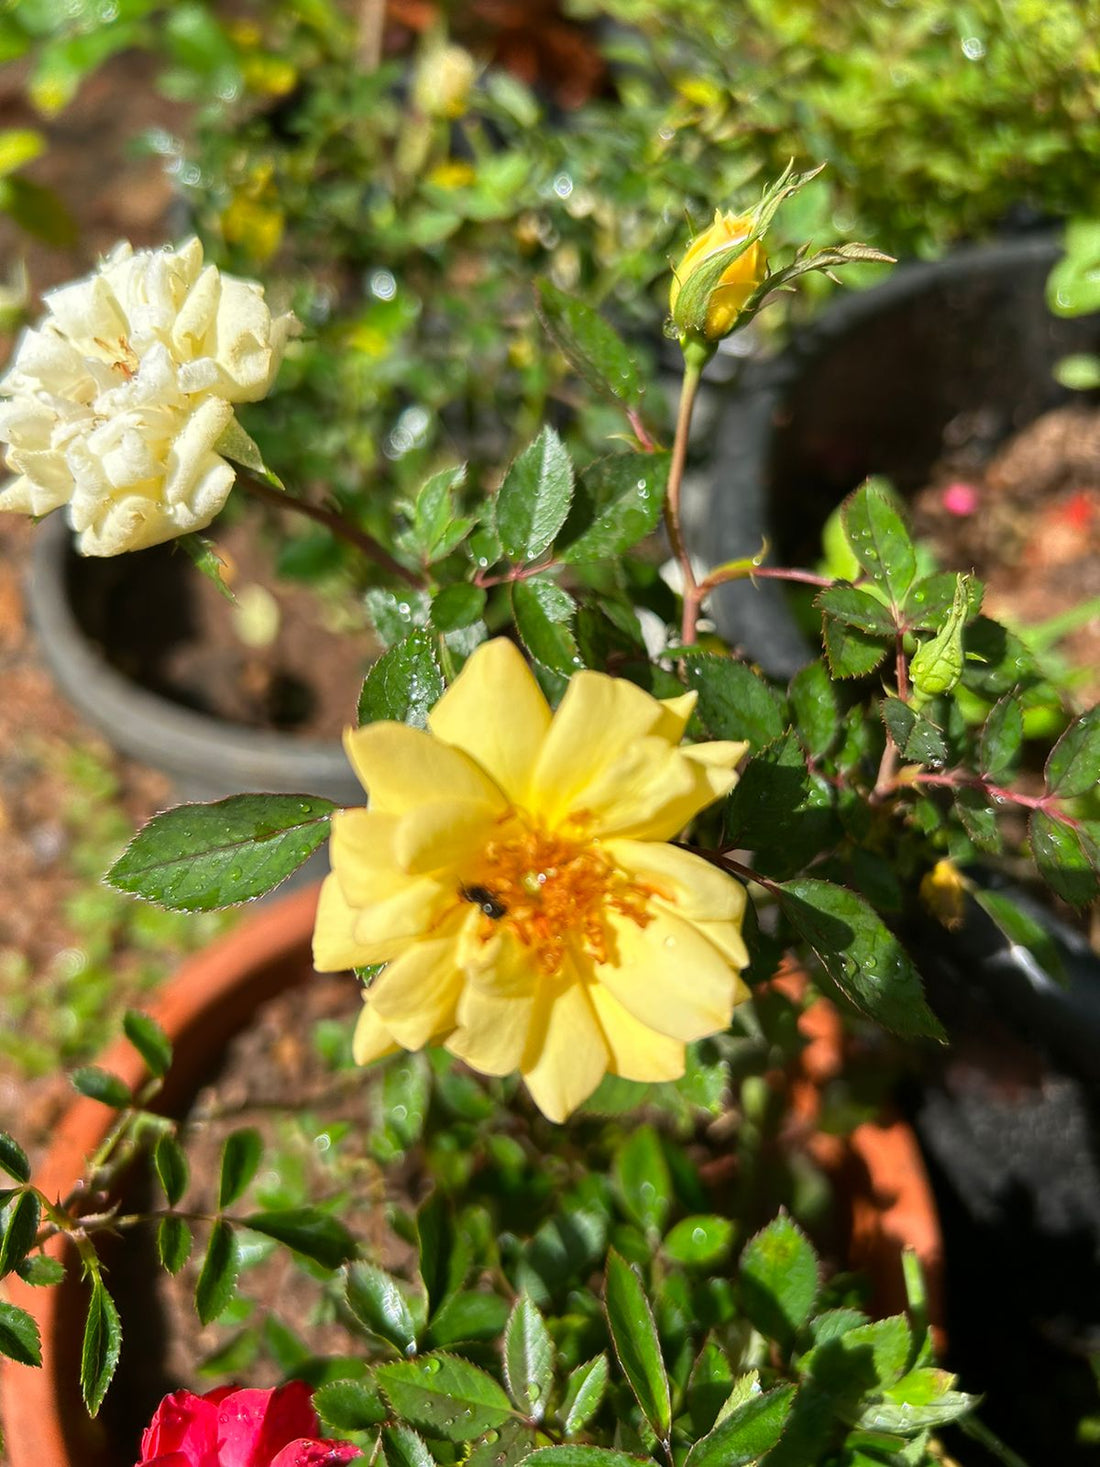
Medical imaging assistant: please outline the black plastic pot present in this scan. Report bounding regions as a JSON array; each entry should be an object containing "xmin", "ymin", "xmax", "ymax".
[
  {"xmin": 27, "ymin": 515, "xmax": 363, "ymax": 808},
  {"xmin": 698, "ymin": 240, "xmax": 1100, "ymax": 1462},
  {"xmin": 705, "ymin": 234, "xmax": 1100, "ymax": 678}
]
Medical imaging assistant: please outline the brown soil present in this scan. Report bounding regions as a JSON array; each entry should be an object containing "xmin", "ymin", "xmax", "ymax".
[
  {"xmin": 67, "ymin": 514, "xmax": 383, "ymax": 737},
  {"xmin": 911, "ymin": 403, "xmax": 1100, "ymax": 701}
]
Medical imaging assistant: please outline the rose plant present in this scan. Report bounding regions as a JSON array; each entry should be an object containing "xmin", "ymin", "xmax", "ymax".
[{"xmin": 0, "ymin": 162, "xmax": 1096, "ymax": 1466}]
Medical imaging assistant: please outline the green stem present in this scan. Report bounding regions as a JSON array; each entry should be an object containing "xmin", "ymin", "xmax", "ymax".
[{"xmin": 240, "ymin": 470, "xmax": 423, "ymax": 590}]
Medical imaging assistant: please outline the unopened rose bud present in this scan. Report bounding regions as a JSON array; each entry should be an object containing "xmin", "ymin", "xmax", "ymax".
[{"xmin": 669, "ymin": 210, "xmax": 767, "ymax": 343}]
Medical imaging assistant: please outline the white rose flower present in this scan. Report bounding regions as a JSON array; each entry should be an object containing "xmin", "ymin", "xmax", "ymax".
[{"xmin": 0, "ymin": 238, "xmax": 295, "ymax": 555}]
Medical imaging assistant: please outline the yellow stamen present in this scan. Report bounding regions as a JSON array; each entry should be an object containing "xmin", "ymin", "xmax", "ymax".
[{"xmin": 466, "ymin": 820, "xmax": 654, "ymax": 976}]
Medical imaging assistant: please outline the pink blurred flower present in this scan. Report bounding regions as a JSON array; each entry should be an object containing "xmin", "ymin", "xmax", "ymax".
[
  {"xmin": 942, "ymin": 481, "xmax": 980, "ymax": 517},
  {"xmin": 136, "ymin": 1382, "xmax": 361, "ymax": 1467}
]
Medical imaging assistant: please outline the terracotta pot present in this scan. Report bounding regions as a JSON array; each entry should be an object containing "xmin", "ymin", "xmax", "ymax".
[
  {"xmin": 0, "ymin": 894, "xmax": 943, "ymax": 1465},
  {"xmin": 0, "ymin": 884, "xmax": 323, "ymax": 1467}
]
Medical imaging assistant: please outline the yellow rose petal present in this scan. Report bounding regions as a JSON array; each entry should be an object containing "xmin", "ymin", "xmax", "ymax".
[
  {"xmin": 589, "ymin": 982, "xmax": 686, "ymax": 1083},
  {"xmin": 343, "ymin": 722, "xmax": 507, "ymax": 814},
  {"xmin": 428, "ymin": 638, "xmax": 551, "ymax": 805},
  {"xmin": 448, "ymin": 938, "xmax": 537, "ymax": 1075},
  {"xmin": 596, "ymin": 908, "xmax": 737, "ymax": 1042},
  {"xmin": 521, "ymin": 969, "xmax": 609, "ymax": 1122},
  {"xmin": 368, "ymin": 935, "xmax": 464, "ymax": 1049},
  {"xmin": 352, "ymin": 1001, "xmax": 401, "ymax": 1066},
  {"xmin": 528, "ymin": 671, "xmax": 672, "ymax": 826},
  {"xmin": 605, "ymin": 838, "xmax": 747, "ymax": 923},
  {"xmin": 313, "ymin": 871, "xmax": 376, "ymax": 972},
  {"xmin": 394, "ymin": 799, "xmax": 504, "ymax": 875}
]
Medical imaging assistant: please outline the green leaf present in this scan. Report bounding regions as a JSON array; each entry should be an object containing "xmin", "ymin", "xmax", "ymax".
[
  {"xmin": 738, "ymin": 1216, "xmax": 818, "ymax": 1348},
  {"xmin": 910, "ymin": 575, "xmax": 971, "ymax": 700},
  {"xmin": 954, "ymin": 788, "xmax": 1001, "ymax": 853},
  {"xmin": 961, "ymin": 617, "xmax": 1040, "ymax": 699},
  {"xmin": 788, "ymin": 660, "xmax": 839, "ymax": 759},
  {"xmin": 107, "ymin": 794, "xmax": 336, "ymax": 912},
  {"xmin": 431, "ymin": 584, "xmax": 487, "ymax": 633},
  {"xmin": 684, "ymin": 1384, "xmax": 796, "ymax": 1467},
  {"xmin": 511, "ymin": 577, "xmax": 582, "ymax": 675},
  {"xmin": 663, "ymin": 1216, "xmax": 734, "ymax": 1268},
  {"xmin": 466, "ymin": 1419, "xmax": 539, "ymax": 1467},
  {"xmin": 559, "ymin": 454, "xmax": 668, "ymax": 564},
  {"xmin": 880, "ymin": 698, "xmax": 947, "ymax": 767},
  {"xmin": 196, "ymin": 1220, "xmax": 240, "ymax": 1324},
  {"xmin": 122, "ymin": 1011, "xmax": 172, "ymax": 1079},
  {"xmin": 178, "ymin": 532, "xmax": 236, "ymax": 602},
  {"xmin": 219, "ymin": 1128, "xmax": 263, "ymax": 1209},
  {"xmin": 779, "ymin": 879, "xmax": 945, "ymax": 1040},
  {"xmin": 154, "ymin": 1133, "xmax": 189, "ymax": 1207},
  {"xmin": 425, "ymin": 1290, "xmax": 510, "ymax": 1348},
  {"xmin": 815, "ymin": 584, "xmax": 897, "ymax": 637},
  {"xmin": 842, "ymin": 481, "xmax": 917, "ymax": 606},
  {"xmin": 0, "ymin": 1301, "xmax": 40, "ymax": 1367},
  {"xmin": 1054, "ymin": 353, "xmax": 1100, "ymax": 391},
  {"xmin": 686, "ymin": 656, "xmax": 785, "ymax": 747},
  {"xmin": 0, "ymin": 128, "xmax": 44, "ymax": 177},
  {"xmin": 157, "ymin": 1216, "xmax": 192, "ymax": 1275},
  {"xmin": 71, "ymin": 1067, "xmax": 130, "ymax": 1108},
  {"xmin": 861, "ymin": 1367, "xmax": 974, "ymax": 1433},
  {"xmin": 724, "ymin": 731, "xmax": 834, "ymax": 880},
  {"xmin": 1045, "ymin": 707, "xmax": 1100, "ymax": 799},
  {"xmin": 973, "ymin": 890, "xmax": 1065, "ymax": 985},
  {"xmin": 604, "ymin": 1249, "xmax": 671, "ymax": 1439},
  {"xmin": 535, "ymin": 280, "xmax": 642, "ymax": 404},
  {"xmin": 16, "ymin": 1254, "xmax": 65, "ymax": 1287},
  {"xmin": 383, "ymin": 1424, "xmax": 439, "ymax": 1467},
  {"xmin": 0, "ymin": 175, "xmax": 77, "ymax": 247},
  {"xmin": 1029, "ymin": 811, "xmax": 1099, "ymax": 907},
  {"xmin": 417, "ymin": 1193, "xmax": 467, "ymax": 1318},
  {"xmin": 822, "ymin": 616, "xmax": 889, "ymax": 679},
  {"xmin": 495, "ymin": 426, "xmax": 574, "ymax": 563},
  {"xmin": 980, "ymin": 694, "xmax": 1025, "ymax": 782},
  {"xmin": 375, "ymin": 1352, "xmax": 512, "ymax": 1441},
  {"xmin": 412, "ymin": 464, "xmax": 468, "ymax": 561},
  {"xmin": 0, "ymin": 1133, "xmax": 29, "ymax": 1184},
  {"xmin": 613, "ymin": 1126, "xmax": 671, "ymax": 1236},
  {"xmin": 347, "ymin": 1263, "xmax": 418, "ymax": 1354},
  {"xmin": 315, "ymin": 1376, "xmax": 389, "ymax": 1432},
  {"xmin": 504, "ymin": 1294, "xmax": 554, "ymax": 1419},
  {"xmin": 561, "ymin": 1354, "xmax": 609, "ymax": 1436},
  {"xmin": 905, "ymin": 571, "xmax": 984, "ymax": 629},
  {"xmin": 243, "ymin": 1208, "xmax": 357, "ymax": 1270},
  {"xmin": 0, "ymin": 1192, "xmax": 40, "ymax": 1279},
  {"xmin": 383, "ymin": 1053, "xmax": 431, "ymax": 1151},
  {"xmin": 686, "ymin": 1342, "xmax": 733, "ymax": 1436},
  {"xmin": 525, "ymin": 1451, "xmax": 653, "ymax": 1467},
  {"xmin": 81, "ymin": 1275, "xmax": 121, "ymax": 1415},
  {"xmin": 359, "ymin": 628, "xmax": 445, "ymax": 729}
]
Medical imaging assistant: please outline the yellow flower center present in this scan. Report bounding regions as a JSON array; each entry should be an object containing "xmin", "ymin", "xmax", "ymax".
[{"xmin": 465, "ymin": 820, "xmax": 654, "ymax": 977}]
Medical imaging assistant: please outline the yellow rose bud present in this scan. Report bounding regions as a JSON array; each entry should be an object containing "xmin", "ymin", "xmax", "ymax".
[
  {"xmin": 919, "ymin": 859, "xmax": 969, "ymax": 931},
  {"xmin": 670, "ymin": 210, "xmax": 768, "ymax": 342}
]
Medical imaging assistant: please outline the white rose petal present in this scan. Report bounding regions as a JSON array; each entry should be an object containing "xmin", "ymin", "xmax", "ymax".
[{"xmin": 0, "ymin": 238, "xmax": 296, "ymax": 555}]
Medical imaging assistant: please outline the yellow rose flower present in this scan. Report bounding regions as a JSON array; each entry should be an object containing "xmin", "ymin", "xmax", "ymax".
[
  {"xmin": 313, "ymin": 639, "xmax": 751, "ymax": 1121},
  {"xmin": 669, "ymin": 210, "xmax": 767, "ymax": 341}
]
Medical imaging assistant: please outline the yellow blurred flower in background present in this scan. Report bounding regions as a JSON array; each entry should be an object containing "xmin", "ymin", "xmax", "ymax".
[{"xmin": 313, "ymin": 639, "xmax": 751, "ymax": 1121}]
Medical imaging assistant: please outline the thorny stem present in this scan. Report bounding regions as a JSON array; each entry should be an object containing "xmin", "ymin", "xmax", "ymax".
[
  {"xmin": 664, "ymin": 357, "xmax": 705, "ymax": 646},
  {"xmin": 627, "ymin": 406, "xmax": 659, "ymax": 453},
  {"xmin": 739, "ymin": 565, "xmax": 834, "ymax": 590},
  {"xmin": 910, "ymin": 770, "xmax": 1081, "ymax": 824},
  {"xmin": 473, "ymin": 558, "xmax": 557, "ymax": 590},
  {"xmin": 240, "ymin": 470, "xmax": 423, "ymax": 590}
]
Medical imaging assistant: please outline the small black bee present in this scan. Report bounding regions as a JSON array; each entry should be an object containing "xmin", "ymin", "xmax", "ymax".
[{"xmin": 460, "ymin": 884, "xmax": 508, "ymax": 920}]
